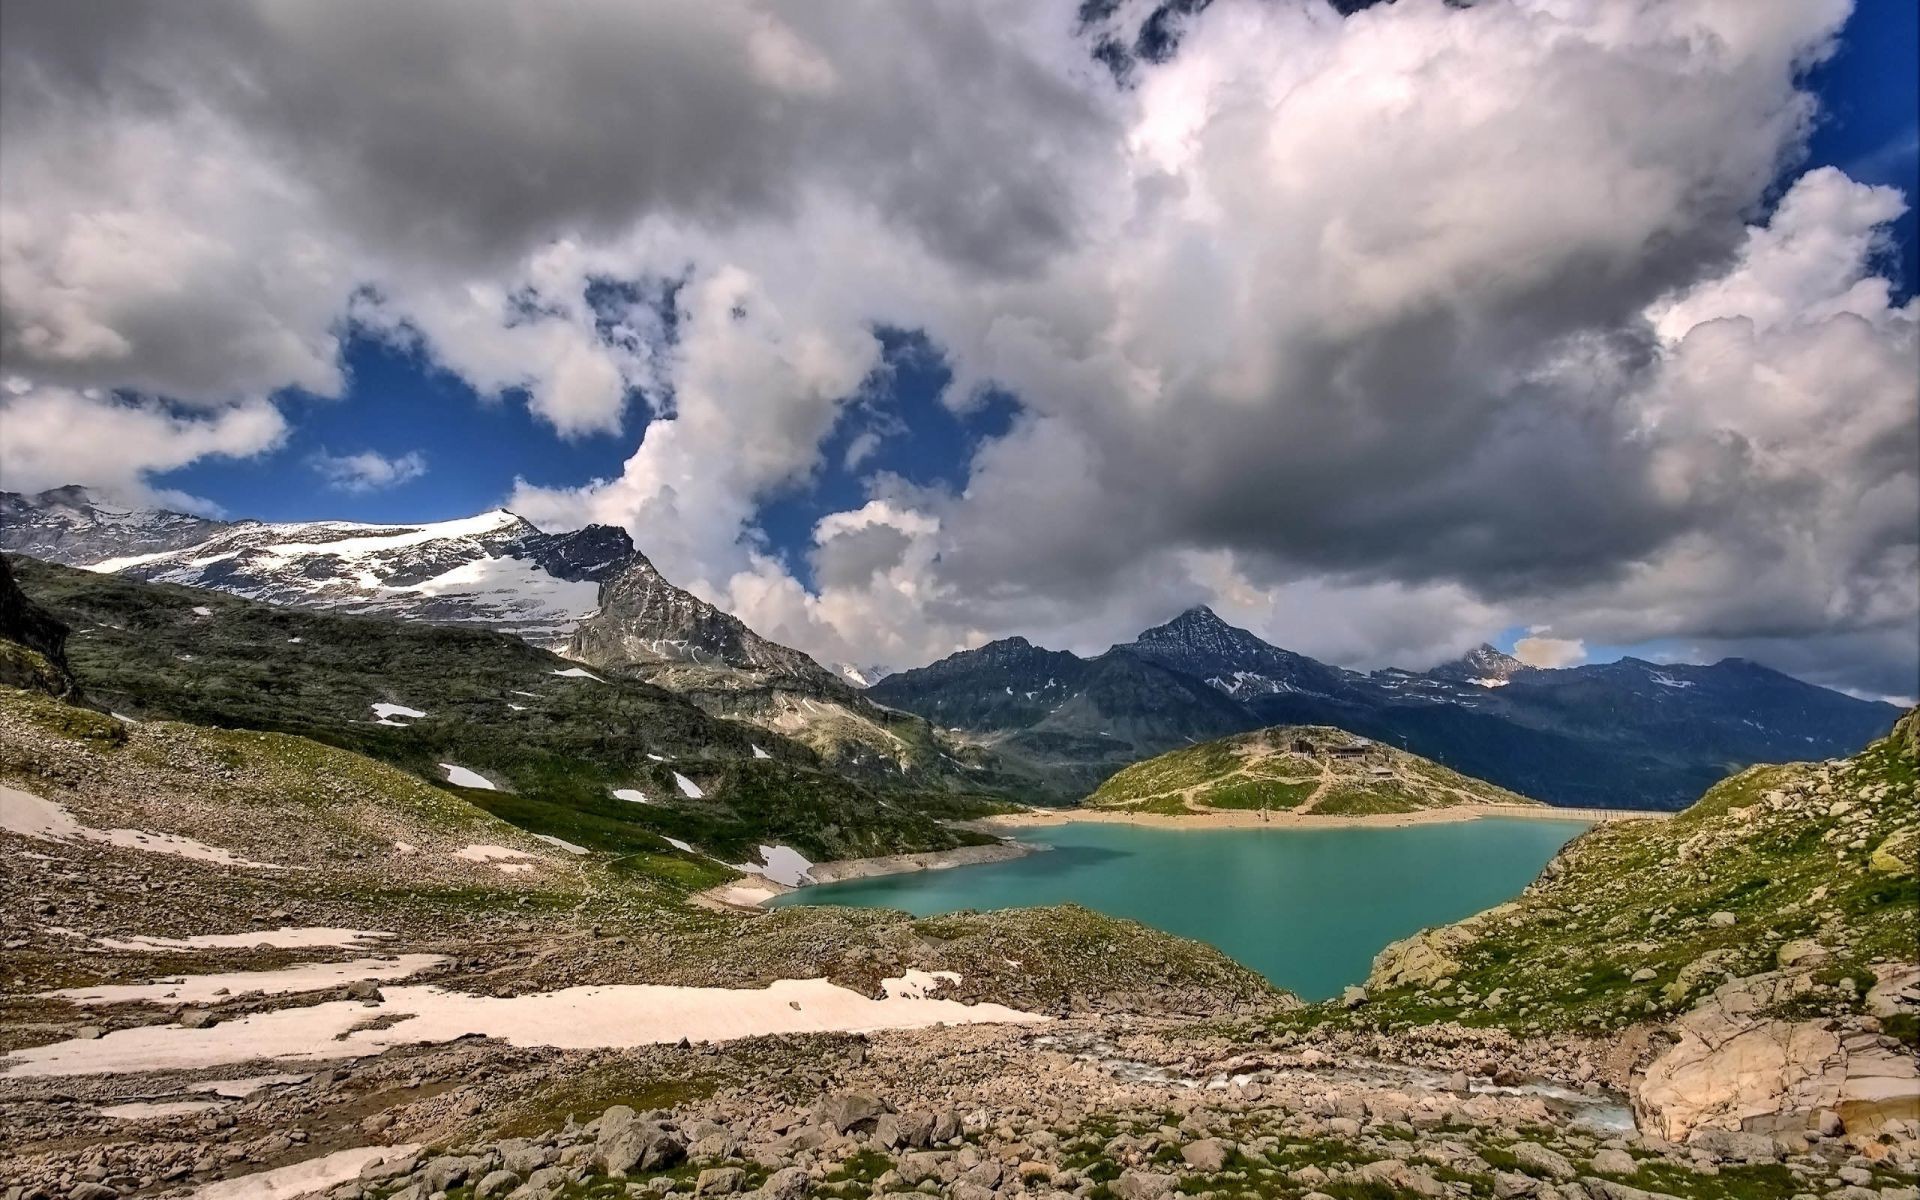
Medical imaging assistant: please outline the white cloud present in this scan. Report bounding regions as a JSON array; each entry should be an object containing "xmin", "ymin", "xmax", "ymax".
[
  {"xmin": 1512, "ymin": 635, "xmax": 1588, "ymax": 670},
  {"xmin": 0, "ymin": 384, "xmax": 286, "ymax": 507},
  {"xmin": 308, "ymin": 448, "xmax": 428, "ymax": 494}
]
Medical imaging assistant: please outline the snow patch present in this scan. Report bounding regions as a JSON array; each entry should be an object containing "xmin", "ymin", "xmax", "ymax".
[
  {"xmin": 46, "ymin": 955, "xmax": 448, "ymax": 1006},
  {"xmin": 191, "ymin": 606, "xmax": 213, "ymax": 616},
  {"xmin": 751, "ymin": 744, "xmax": 772, "ymax": 759},
  {"xmin": 189, "ymin": 1145, "xmax": 423, "ymax": 1200},
  {"xmin": 438, "ymin": 763, "xmax": 497, "ymax": 790},
  {"xmin": 551, "ymin": 666, "xmax": 605, "ymax": 682},
  {"xmin": 881, "ymin": 969, "xmax": 962, "ymax": 1000},
  {"xmin": 370, "ymin": 702, "xmax": 427, "ymax": 724},
  {"xmin": 665, "ymin": 836, "xmax": 696, "ymax": 854},
  {"xmin": 732, "ymin": 844, "xmax": 814, "ymax": 887},
  {"xmin": 99, "ymin": 1100, "xmax": 224, "ymax": 1119},
  {"xmin": 532, "ymin": 833, "xmax": 589, "ymax": 856},
  {"xmin": 4, "ymin": 978, "xmax": 1043, "ymax": 1077},
  {"xmin": 451, "ymin": 844, "xmax": 530, "ymax": 864},
  {"xmin": 1469, "ymin": 677, "xmax": 1510, "ymax": 689},
  {"xmin": 612, "ymin": 788, "xmax": 653, "ymax": 805},
  {"xmin": 96, "ymin": 927, "xmax": 394, "ymax": 952},
  {"xmin": 0, "ymin": 783, "xmax": 281, "ymax": 869},
  {"xmin": 673, "ymin": 772, "xmax": 705, "ymax": 799}
]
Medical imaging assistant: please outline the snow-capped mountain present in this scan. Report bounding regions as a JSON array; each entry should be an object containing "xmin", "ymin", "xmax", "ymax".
[
  {"xmin": 0, "ymin": 486, "xmax": 229, "ymax": 566},
  {"xmin": 833, "ymin": 662, "xmax": 892, "ymax": 688},
  {"xmin": 1426, "ymin": 643, "xmax": 1531, "ymax": 687},
  {"xmin": 0, "ymin": 487, "xmax": 631, "ymax": 646}
]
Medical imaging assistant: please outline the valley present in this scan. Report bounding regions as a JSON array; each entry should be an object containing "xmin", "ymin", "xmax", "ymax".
[{"xmin": 1, "ymin": 508, "xmax": 1915, "ymax": 1200}]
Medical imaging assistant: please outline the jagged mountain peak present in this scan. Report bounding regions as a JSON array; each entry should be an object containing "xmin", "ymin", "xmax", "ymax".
[
  {"xmin": 1430, "ymin": 642, "xmax": 1528, "ymax": 684},
  {"xmin": 1137, "ymin": 604, "xmax": 1237, "ymax": 640},
  {"xmin": 569, "ymin": 552, "xmax": 837, "ymax": 688}
]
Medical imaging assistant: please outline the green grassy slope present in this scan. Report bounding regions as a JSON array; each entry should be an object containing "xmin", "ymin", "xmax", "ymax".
[
  {"xmin": 1087, "ymin": 723, "xmax": 1535, "ymax": 815},
  {"xmin": 1351, "ymin": 711, "xmax": 1918, "ymax": 1036},
  {"xmin": 10, "ymin": 556, "xmax": 991, "ymax": 864}
]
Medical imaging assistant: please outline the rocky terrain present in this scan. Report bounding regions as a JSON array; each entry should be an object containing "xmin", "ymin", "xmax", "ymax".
[
  {"xmin": 1086, "ymin": 725, "xmax": 1535, "ymax": 816},
  {"xmin": 871, "ymin": 607, "xmax": 1902, "ymax": 809}
]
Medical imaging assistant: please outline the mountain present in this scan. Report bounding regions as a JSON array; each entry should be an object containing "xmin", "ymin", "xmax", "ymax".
[
  {"xmin": 8, "ymin": 555, "xmax": 1001, "ymax": 864},
  {"xmin": 1426, "ymin": 642, "xmax": 1529, "ymax": 685},
  {"xmin": 0, "ymin": 486, "xmax": 628, "ymax": 646},
  {"xmin": 1120, "ymin": 605, "xmax": 1364, "ymax": 700},
  {"xmin": 1088, "ymin": 723, "xmax": 1535, "ymax": 816},
  {"xmin": 565, "ymin": 555, "xmax": 1016, "ymax": 790},
  {"xmin": 0, "ymin": 485, "xmax": 229, "ymax": 565},
  {"xmin": 871, "ymin": 607, "xmax": 1903, "ymax": 808},
  {"xmin": 0, "ymin": 487, "xmax": 1016, "ymax": 791}
]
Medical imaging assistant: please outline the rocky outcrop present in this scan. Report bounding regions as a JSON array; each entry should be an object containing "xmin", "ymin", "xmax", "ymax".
[
  {"xmin": 0, "ymin": 555, "xmax": 77, "ymax": 698},
  {"xmin": 1368, "ymin": 904, "xmax": 1516, "ymax": 990},
  {"xmin": 1633, "ymin": 970, "xmax": 1920, "ymax": 1149}
]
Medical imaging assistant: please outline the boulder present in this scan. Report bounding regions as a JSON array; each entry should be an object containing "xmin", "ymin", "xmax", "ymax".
[
  {"xmin": 1181, "ymin": 1138, "xmax": 1232, "ymax": 1171},
  {"xmin": 813, "ymin": 1090, "xmax": 886, "ymax": 1133},
  {"xmin": 1633, "ymin": 972, "xmax": 1920, "ymax": 1148},
  {"xmin": 599, "ymin": 1120, "xmax": 685, "ymax": 1175},
  {"xmin": 1110, "ymin": 1170, "xmax": 1177, "ymax": 1200},
  {"xmin": 760, "ymin": 1166, "xmax": 810, "ymax": 1200},
  {"xmin": 1510, "ymin": 1142, "xmax": 1575, "ymax": 1180},
  {"xmin": 696, "ymin": 1167, "xmax": 746, "ymax": 1195}
]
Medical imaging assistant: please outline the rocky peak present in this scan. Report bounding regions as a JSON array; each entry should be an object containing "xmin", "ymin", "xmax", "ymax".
[
  {"xmin": 568, "ymin": 553, "xmax": 837, "ymax": 689},
  {"xmin": 1430, "ymin": 643, "xmax": 1528, "ymax": 683}
]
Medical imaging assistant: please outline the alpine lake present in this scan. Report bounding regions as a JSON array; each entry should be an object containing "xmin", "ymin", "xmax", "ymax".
[{"xmin": 773, "ymin": 816, "xmax": 1592, "ymax": 1001}]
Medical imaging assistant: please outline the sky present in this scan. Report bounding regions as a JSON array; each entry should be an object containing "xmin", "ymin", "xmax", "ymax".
[{"xmin": 1, "ymin": 0, "xmax": 1915, "ymax": 701}]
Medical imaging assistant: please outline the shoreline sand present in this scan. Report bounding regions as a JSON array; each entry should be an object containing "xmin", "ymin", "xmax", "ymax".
[{"xmin": 969, "ymin": 801, "xmax": 1668, "ymax": 834}]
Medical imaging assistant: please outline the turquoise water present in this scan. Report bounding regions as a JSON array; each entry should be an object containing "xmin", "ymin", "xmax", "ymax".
[{"xmin": 775, "ymin": 817, "xmax": 1589, "ymax": 1001}]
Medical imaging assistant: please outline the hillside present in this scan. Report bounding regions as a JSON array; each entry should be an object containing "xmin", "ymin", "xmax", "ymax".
[
  {"xmin": 1088, "ymin": 724, "xmax": 1537, "ymax": 816},
  {"xmin": 7, "ymin": 555, "xmax": 995, "ymax": 868},
  {"xmin": 2, "ymin": 487, "xmax": 1019, "ymax": 796},
  {"xmin": 1358, "ymin": 710, "xmax": 1918, "ymax": 1034},
  {"xmin": 872, "ymin": 605, "xmax": 1902, "ymax": 808}
]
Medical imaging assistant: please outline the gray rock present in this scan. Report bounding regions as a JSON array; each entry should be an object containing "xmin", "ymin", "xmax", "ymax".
[
  {"xmin": 1590, "ymin": 1148, "xmax": 1637, "ymax": 1176},
  {"xmin": 421, "ymin": 1155, "xmax": 470, "ymax": 1192},
  {"xmin": 759, "ymin": 1166, "xmax": 810, "ymax": 1200},
  {"xmin": 599, "ymin": 1120, "xmax": 685, "ymax": 1175},
  {"xmin": 1181, "ymin": 1138, "xmax": 1232, "ymax": 1171},
  {"xmin": 67, "ymin": 1186, "xmax": 118, "ymax": 1200},
  {"xmin": 178, "ymin": 1008, "xmax": 219, "ymax": 1029},
  {"xmin": 345, "ymin": 979, "xmax": 384, "ymax": 1001},
  {"xmin": 1111, "ymin": 1170, "xmax": 1177, "ymax": 1200},
  {"xmin": 813, "ymin": 1090, "xmax": 886, "ymax": 1134},
  {"xmin": 473, "ymin": 1169, "xmax": 519, "ymax": 1199},
  {"xmin": 1512, "ymin": 1141, "xmax": 1577, "ymax": 1180},
  {"xmin": 696, "ymin": 1167, "xmax": 746, "ymax": 1195}
]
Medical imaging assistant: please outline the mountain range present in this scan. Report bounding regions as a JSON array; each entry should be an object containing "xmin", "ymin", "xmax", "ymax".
[
  {"xmin": 0, "ymin": 486, "xmax": 1003, "ymax": 792},
  {"xmin": 869, "ymin": 605, "xmax": 1903, "ymax": 807},
  {"xmin": 3, "ymin": 486, "xmax": 1901, "ymax": 807}
]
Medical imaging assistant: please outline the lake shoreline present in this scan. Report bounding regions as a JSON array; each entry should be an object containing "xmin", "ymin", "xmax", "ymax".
[
  {"xmin": 691, "ymin": 839, "xmax": 1036, "ymax": 912},
  {"xmin": 966, "ymin": 801, "xmax": 1666, "ymax": 834}
]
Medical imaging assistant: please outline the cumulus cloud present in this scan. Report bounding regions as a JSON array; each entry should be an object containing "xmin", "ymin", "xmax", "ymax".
[
  {"xmin": 0, "ymin": 383, "xmax": 287, "ymax": 508},
  {"xmin": 1513, "ymin": 636, "xmax": 1588, "ymax": 670},
  {"xmin": 308, "ymin": 448, "xmax": 428, "ymax": 494},
  {"xmin": 1, "ymin": 0, "xmax": 1912, "ymax": 695}
]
